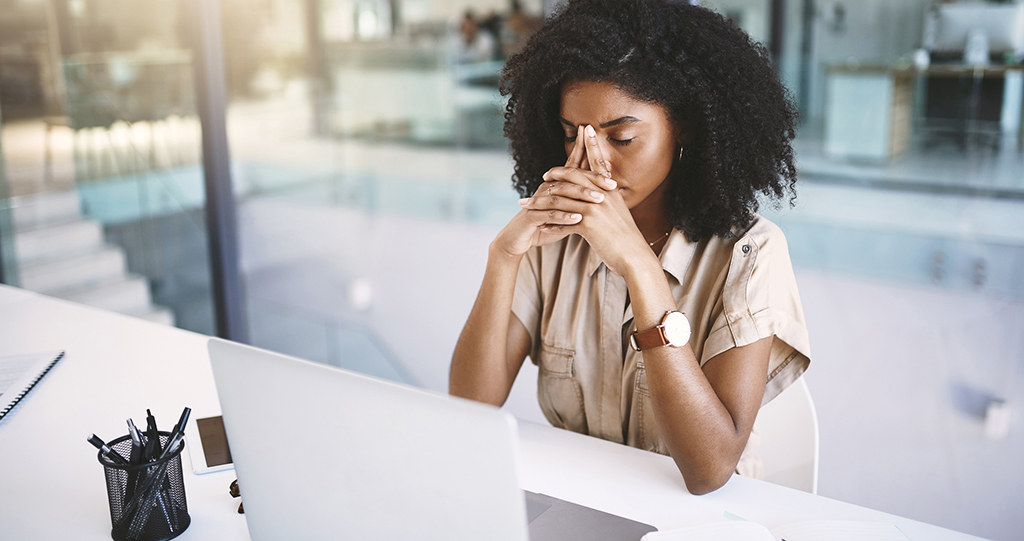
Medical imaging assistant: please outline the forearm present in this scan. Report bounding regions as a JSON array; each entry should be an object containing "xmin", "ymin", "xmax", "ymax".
[
  {"xmin": 449, "ymin": 244, "xmax": 524, "ymax": 406},
  {"xmin": 623, "ymin": 257, "xmax": 750, "ymax": 493}
]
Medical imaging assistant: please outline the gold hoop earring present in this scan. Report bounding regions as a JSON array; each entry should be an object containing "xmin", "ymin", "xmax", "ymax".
[{"xmin": 678, "ymin": 147, "xmax": 684, "ymax": 161}]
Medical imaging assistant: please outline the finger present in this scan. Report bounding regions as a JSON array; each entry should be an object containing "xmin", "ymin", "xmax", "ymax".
[
  {"xmin": 564, "ymin": 125, "xmax": 585, "ymax": 168},
  {"xmin": 520, "ymin": 189, "xmax": 596, "ymax": 213},
  {"xmin": 521, "ymin": 208, "xmax": 583, "ymax": 227},
  {"xmin": 538, "ymin": 223, "xmax": 582, "ymax": 236},
  {"xmin": 543, "ymin": 166, "xmax": 616, "ymax": 191},
  {"xmin": 520, "ymin": 196, "xmax": 598, "ymax": 217},
  {"xmin": 583, "ymin": 125, "xmax": 613, "ymax": 180},
  {"xmin": 523, "ymin": 180, "xmax": 604, "ymax": 204}
]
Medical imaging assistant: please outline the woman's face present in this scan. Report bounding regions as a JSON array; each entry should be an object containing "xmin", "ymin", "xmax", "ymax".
[{"xmin": 559, "ymin": 80, "xmax": 681, "ymax": 213}]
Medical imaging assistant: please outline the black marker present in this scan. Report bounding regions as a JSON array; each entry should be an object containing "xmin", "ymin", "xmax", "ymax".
[
  {"xmin": 159, "ymin": 407, "xmax": 191, "ymax": 460},
  {"xmin": 170, "ymin": 407, "xmax": 191, "ymax": 441},
  {"xmin": 144, "ymin": 409, "xmax": 161, "ymax": 461},
  {"xmin": 125, "ymin": 420, "xmax": 145, "ymax": 501},
  {"xmin": 87, "ymin": 434, "xmax": 129, "ymax": 465}
]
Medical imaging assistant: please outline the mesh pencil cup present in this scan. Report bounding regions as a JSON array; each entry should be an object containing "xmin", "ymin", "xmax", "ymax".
[{"xmin": 97, "ymin": 432, "xmax": 191, "ymax": 541}]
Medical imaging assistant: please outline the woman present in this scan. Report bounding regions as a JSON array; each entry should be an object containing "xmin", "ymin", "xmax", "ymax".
[{"xmin": 449, "ymin": 0, "xmax": 811, "ymax": 495}]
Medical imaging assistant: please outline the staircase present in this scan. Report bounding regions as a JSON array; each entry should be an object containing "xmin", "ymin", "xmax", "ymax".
[{"xmin": 9, "ymin": 189, "xmax": 175, "ymax": 325}]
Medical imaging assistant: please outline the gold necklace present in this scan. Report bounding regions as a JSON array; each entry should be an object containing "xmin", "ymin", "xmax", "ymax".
[{"xmin": 646, "ymin": 230, "xmax": 670, "ymax": 247}]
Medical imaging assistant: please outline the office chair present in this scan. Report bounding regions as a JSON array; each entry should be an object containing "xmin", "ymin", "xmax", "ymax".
[{"xmin": 755, "ymin": 376, "xmax": 820, "ymax": 494}]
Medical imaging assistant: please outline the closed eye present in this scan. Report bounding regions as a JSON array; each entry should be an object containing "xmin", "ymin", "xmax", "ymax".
[
  {"xmin": 610, "ymin": 137, "xmax": 634, "ymax": 146},
  {"xmin": 565, "ymin": 135, "xmax": 578, "ymax": 143}
]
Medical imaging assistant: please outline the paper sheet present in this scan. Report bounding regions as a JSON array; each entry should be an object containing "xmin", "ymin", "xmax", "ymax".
[
  {"xmin": 770, "ymin": 520, "xmax": 910, "ymax": 541},
  {"xmin": 643, "ymin": 520, "xmax": 910, "ymax": 541},
  {"xmin": 642, "ymin": 521, "xmax": 775, "ymax": 541},
  {"xmin": 0, "ymin": 353, "xmax": 44, "ymax": 398}
]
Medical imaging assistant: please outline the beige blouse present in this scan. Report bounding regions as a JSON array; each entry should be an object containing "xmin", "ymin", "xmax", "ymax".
[{"xmin": 511, "ymin": 215, "xmax": 811, "ymax": 478}]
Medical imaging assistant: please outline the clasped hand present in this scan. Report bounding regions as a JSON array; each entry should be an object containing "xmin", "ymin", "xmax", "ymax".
[{"xmin": 493, "ymin": 124, "xmax": 654, "ymax": 278}]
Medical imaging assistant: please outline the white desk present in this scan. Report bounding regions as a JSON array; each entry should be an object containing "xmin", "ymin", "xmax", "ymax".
[{"xmin": 0, "ymin": 285, "xmax": 986, "ymax": 540}]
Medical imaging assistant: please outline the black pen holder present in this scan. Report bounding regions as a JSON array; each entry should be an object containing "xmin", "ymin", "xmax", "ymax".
[{"xmin": 97, "ymin": 432, "xmax": 191, "ymax": 541}]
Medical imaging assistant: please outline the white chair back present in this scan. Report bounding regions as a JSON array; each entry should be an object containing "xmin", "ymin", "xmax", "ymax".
[{"xmin": 755, "ymin": 376, "xmax": 819, "ymax": 494}]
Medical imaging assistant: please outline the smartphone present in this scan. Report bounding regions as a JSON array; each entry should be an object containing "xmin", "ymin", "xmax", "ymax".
[{"xmin": 184, "ymin": 415, "xmax": 235, "ymax": 475}]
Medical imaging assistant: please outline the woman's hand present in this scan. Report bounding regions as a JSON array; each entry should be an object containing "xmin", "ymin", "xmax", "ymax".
[
  {"xmin": 490, "ymin": 125, "xmax": 603, "ymax": 259},
  {"xmin": 518, "ymin": 124, "xmax": 655, "ymax": 278}
]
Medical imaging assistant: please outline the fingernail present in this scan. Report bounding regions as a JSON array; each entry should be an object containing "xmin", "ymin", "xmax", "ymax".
[
  {"xmin": 603, "ymin": 177, "xmax": 617, "ymax": 189},
  {"xmin": 590, "ymin": 191, "xmax": 604, "ymax": 202},
  {"xmin": 519, "ymin": 198, "xmax": 530, "ymax": 206},
  {"xmin": 585, "ymin": 125, "xmax": 596, "ymax": 138},
  {"xmin": 570, "ymin": 213, "xmax": 582, "ymax": 221},
  {"xmin": 542, "ymin": 171, "xmax": 550, "ymax": 180}
]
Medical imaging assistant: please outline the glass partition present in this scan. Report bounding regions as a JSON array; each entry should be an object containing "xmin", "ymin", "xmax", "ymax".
[
  {"xmin": 223, "ymin": 0, "xmax": 541, "ymax": 389},
  {"xmin": 0, "ymin": 0, "xmax": 215, "ymax": 333},
  {"xmin": 224, "ymin": 1, "xmax": 1022, "ymax": 539},
  {"xmin": 700, "ymin": 2, "xmax": 1023, "ymax": 540},
  {"xmin": 0, "ymin": 101, "xmax": 18, "ymax": 286}
]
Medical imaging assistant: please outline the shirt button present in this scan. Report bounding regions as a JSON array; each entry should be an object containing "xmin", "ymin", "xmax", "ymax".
[{"xmin": 741, "ymin": 245, "xmax": 751, "ymax": 254}]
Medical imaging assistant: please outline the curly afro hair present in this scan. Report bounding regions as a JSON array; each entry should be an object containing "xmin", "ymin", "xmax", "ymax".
[{"xmin": 500, "ymin": 0, "xmax": 798, "ymax": 241}]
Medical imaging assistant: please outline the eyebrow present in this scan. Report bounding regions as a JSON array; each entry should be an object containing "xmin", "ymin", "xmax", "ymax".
[{"xmin": 559, "ymin": 116, "xmax": 642, "ymax": 129}]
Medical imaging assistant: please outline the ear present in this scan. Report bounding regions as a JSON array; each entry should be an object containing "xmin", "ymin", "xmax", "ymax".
[{"xmin": 674, "ymin": 124, "xmax": 692, "ymax": 148}]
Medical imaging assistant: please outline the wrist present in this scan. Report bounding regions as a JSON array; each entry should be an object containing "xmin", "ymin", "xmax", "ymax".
[
  {"xmin": 487, "ymin": 241, "xmax": 525, "ymax": 269},
  {"xmin": 623, "ymin": 251, "xmax": 675, "ymax": 331},
  {"xmin": 621, "ymin": 249, "xmax": 664, "ymax": 285}
]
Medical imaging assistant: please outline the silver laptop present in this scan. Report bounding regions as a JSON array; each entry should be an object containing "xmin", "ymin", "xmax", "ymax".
[{"xmin": 208, "ymin": 338, "xmax": 656, "ymax": 541}]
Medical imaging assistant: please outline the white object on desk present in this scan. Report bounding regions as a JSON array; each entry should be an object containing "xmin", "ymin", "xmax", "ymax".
[
  {"xmin": 183, "ymin": 414, "xmax": 234, "ymax": 475},
  {"xmin": 643, "ymin": 520, "xmax": 910, "ymax": 541},
  {"xmin": 208, "ymin": 337, "xmax": 529, "ymax": 541},
  {"xmin": 0, "ymin": 351, "xmax": 64, "ymax": 421}
]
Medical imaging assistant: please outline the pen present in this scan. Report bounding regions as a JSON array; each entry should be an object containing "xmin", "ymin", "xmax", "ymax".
[
  {"xmin": 144, "ymin": 409, "xmax": 161, "ymax": 461},
  {"xmin": 159, "ymin": 407, "xmax": 191, "ymax": 461},
  {"xmin": 127, "ymin": 420, "xmax": 144, "ymax": 461},
  {"xmin": 87, "ymin": 434, "xmax": 129, "ymax": 465},
  {"xmin": 126, "ymin": 420, "xmax": 144, "ymax": 501},
  {"xmin": 127, "ymin": 419, "xmax": 142, "ymax": 446},
  {"xmin": 122, "ymin": 459, "xmax": 173, "ymax": 536},
  {"xmin": 171, "ymin": 407, "xmax": 191, "ymax": 439}
]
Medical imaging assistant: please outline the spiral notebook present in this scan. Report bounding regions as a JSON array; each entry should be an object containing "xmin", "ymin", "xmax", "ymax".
[{"xmin": 0, "ymin": 351, "xmax": 64, "ymax": 421}]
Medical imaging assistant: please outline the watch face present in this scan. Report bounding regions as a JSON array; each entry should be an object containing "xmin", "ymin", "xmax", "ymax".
[{"xmin": 663, "ymin": 311, "xmax": 691, "ymax": 346}]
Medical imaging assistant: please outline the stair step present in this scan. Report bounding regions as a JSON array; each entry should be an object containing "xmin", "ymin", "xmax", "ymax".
[
  {"xmin": 52, "ymin": 275, "xmax": 153, "ymax": 315},
  {"xmin": 14, "ymin": 219, "xmax": 104, "ymax": 263},
  {"xmin": 19, "ymin": 246, "xmax": 127, "ymax": 294},
  {"xmin": 8, "ymin": 190, "xmax": 82, "ymax": 229}
]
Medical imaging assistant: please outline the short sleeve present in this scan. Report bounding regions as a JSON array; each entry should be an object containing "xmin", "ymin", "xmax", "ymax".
[
  {"xmin": 700, "ymin": 221, "xmax": 812, "ymax": 406},
  {"xmin": 511, "ymin": 248, "xmax": 543, "ymax": 362}
]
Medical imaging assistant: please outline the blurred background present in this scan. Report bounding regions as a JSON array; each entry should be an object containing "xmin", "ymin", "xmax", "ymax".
[{"xmin": 0, "ymin": 0, "xmax": 1021, "ymax": 538}]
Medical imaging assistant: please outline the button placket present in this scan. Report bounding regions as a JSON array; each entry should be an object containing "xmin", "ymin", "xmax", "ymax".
[{"xmin": 598, "ymin": 268, "xmax": 628, "ymax": 443}]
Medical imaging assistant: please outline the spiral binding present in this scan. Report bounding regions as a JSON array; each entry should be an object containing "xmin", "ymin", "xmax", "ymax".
[{"xmin": 0, "ymin": 351, "xmax": 64, "ymax": 421}]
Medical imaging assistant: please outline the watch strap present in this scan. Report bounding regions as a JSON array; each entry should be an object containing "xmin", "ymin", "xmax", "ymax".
[{"xmin": 631, "ymin": 326, "xmax": 668, "ymax": 351}]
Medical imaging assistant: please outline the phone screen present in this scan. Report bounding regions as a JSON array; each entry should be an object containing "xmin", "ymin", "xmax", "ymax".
[{"xmin": 196, "ymin": 416, "xmax": 233, "ymax": 467}]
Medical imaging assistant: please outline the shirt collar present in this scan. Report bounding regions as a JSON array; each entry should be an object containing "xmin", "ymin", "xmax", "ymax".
[
  {"xmin": 660, "ymin": 229, "xmax": 695, "ymax": 285},
  {"xmin": 584, "ymin": 228, "xmax": 696, "ymax": 284}
]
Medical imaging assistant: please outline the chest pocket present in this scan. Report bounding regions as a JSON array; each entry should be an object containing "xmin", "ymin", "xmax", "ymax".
[{"xmin": 536, "ymin": 343, "xmax": 588, "ymax": 434}]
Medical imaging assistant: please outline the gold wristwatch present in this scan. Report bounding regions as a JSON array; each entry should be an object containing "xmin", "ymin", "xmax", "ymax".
[{"xmin": 629, "ymin": 311, "xmax": 691, "ymax": 351}]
